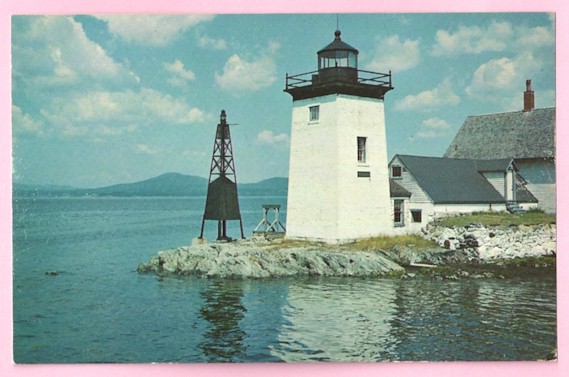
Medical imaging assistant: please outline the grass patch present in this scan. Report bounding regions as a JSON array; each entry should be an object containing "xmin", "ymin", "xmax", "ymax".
[
  {"xmin": 436, "ymin": 211, "xmax": 555, "ymax": 228},
  {"xmin": 262, "ymin": 235, "xmax": 438, "ymax": 253},
  {"xmin": 350, "ymin": 234, "xmax": 438, "ymax": 252}
]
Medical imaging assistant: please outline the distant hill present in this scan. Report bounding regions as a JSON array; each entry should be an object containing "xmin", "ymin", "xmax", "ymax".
[
  {"xmin": 13, "ymin": 173, "xmax": 288, "ymax": 197},
  {"xmin": 239, "ymin": 177, "xmax": 288, "ymax": 196},
  {"xmin": 79, "ymin": 173, "xmax": 209, "ymax": 197}
]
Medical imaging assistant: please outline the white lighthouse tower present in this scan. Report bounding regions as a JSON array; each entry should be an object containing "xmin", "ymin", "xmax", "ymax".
[{"xmin": 284, "ymin": 30, "xmax": 394, "ymax": 243}]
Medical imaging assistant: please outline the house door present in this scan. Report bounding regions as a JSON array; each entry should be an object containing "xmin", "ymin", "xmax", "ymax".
[{"xmin": 506, "ymin": 169, "xmax": 516, "ymax": 201}]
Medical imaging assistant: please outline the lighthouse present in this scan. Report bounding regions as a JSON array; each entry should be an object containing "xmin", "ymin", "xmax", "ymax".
[{"xmin": 284, "ymin": 30, "xmax": 394, "ymax": 243}]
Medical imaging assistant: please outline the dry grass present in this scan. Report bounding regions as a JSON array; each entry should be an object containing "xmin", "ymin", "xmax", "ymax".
[
  {"xmin": 262, "ymin": 238, "xmax": 330, "ymax": 250},
  {"xmin": 350, "ymin": 234, "xmax": 438, "ymax": 252},
  {"xmin": 263, "ymin": 236, "xmax": 437, "ymax": 252}
]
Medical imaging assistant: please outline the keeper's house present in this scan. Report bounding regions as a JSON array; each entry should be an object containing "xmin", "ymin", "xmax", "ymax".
[
  {"xmin": 387, "ymin": 155, "xmax": 538, "ymax": 233},
  {"xmin": 444, "ymin": 80, "xmax": 555, "ymax": 214}
]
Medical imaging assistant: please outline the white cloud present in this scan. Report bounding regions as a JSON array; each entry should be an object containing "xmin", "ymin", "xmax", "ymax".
[
  {"xmin": 186, "ymin": 108, "xmax": 209, "ymax": 123},
  {"xmin": 12, "ymin": 16, "xmax": 213, "ymax": 142},
  {"xmin": 40, "ymin": 88, "xmax": 210, "ymax": 137},
  {"xmin": 198, "ymin": 34, "xmax": 227, "ymax": 50},
  {"xmin": 256, "ymin": 130, "xmax": 290, "ymax": 145},
  {"xmin": 517, "ymin": 26, "xmax": 555, "ymax": 48},
  {"xmin": 215, "ymin": 42, "xmax": 280, "ymax": 95},
  {"xmin": 366, "ymin": 35, "xmax": 420, "ymax": 73},
  {"xmin": 95, "ymin": 15, "xmax": 215, "ymax": 46},
  {"xmin": 422, "ymin": 117, "xmax": 450, "ymax": 129},
  {"xmin": 12, "ymin": 16, "xmax": 139, "ymax": 89},
  {"xmin": 416, "ymin": 117, "xmax": 452, "ymax": 139},
  {"xmin": 164, "ymin": 60, "xmax": 196, "ymax": 88},
  {"xmin": 432, "ymin": 21, "xmax": 512, "ymax": 56},
  {"xmin": 395, "ymin": 78, "xmax": 460, "ymax": 111},
  {"xmin": 165, "ymin": 60, "xmax": 196, "ymax": 80},
  {"xmin": 465, "ymin": 52, "xmax": 542, "ymax": 97},
  {"xmin": 431, "ymin": 20, "xmax": 554, "ymax": 56},
  {"xmin": 12, "ymin": 105, "xmax": 44, "ymax": 135},
  {"xmin": 136, "ymin": 144, "xmax": 158, "ymax": 155}
]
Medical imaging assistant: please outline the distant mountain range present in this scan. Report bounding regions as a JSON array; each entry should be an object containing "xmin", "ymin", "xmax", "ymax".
[{"xmin": 13, "ymin": 173, "xmax": 288, "ymax": 197}]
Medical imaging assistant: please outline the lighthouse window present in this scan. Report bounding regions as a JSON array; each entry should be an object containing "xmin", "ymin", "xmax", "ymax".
[
  {"xmin": 309, "ymin": 106, "xmax": 319, "ymax": 121},
  {"xmin": 357, "ymin": 137, "xmax": 367, "ymax": 163}
]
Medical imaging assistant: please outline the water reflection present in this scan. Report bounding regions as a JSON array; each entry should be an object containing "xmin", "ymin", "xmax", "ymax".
[
  {"xmin": 198, "ymin": 280, "xmax": 247, "ymax": 362},
  {"xmin": 387, "ymin": 278, "xmax": 557, "ymax": 361},
  {"xmin": 269, "ymin": 276, "xmax": 556, "ymax": 362},
  {"xmin": 271, "ymin": 277, "xmax": 398, "ymax": 361},
  {"xmin": 239, "ymin": 280, "xmax": 289, "ymax": 362}
]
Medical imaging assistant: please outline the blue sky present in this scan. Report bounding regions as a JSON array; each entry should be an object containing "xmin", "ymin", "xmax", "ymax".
[{"xmin": 11, "ymin": 13, "xmax": 555, "ymax": 188}]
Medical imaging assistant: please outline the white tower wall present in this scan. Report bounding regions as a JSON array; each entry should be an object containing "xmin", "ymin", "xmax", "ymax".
[{"xmin": 286, "ymin": 93, "xmax": 393, "ymax": 243}]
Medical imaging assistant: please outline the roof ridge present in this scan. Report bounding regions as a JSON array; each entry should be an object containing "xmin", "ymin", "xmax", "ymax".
[
  {"xmin": 466, "ymin": 106, "xmax": 555, "ymax": 118},
  {"xmin": 396, "ymin": 154, "xmax": 512, "ymax": 163}
]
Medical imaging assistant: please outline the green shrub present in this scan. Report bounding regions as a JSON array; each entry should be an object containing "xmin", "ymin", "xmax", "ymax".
[
  {"xmin": 526, "ymin": 207, "xmax": 545, "ymax": 213},
  {"xmin": 436, "ymin": 211, "xmax": 555, "ymax": 227}
]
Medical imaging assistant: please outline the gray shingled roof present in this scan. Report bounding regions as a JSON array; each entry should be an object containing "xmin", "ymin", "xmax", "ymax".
[
  {"xmin": 390, "ymin": 179, "xmax": 411, "ymax": 198},
  {"xmin": 444, "ymin": 108, "xmax": 555, "ymax": 159},
  {"xmin": 395, "ymin": 155, "xmax": 536, "ymax": 204}
]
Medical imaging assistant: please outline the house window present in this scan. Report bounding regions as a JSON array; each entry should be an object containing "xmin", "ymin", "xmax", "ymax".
[
  {"xmin": 411, "ymin": 209, "xmax": 422, "ymax": 223},
  {"xmin": 357, "ymin": 137, "xmax": 367, "ymax": 163},
  {"xmin": 394, "ymin": 199, "xmax": 404, "ymax": 226},
  {"xmin": 309, "ymin": 105, "xmax": 319, "ymax": 121},
  {"xmin": 357, "ymin": 171, "xmax": 371, "ymax": 178},
  {"xmin": 391, "ymin": 165, "xmax": 402, "ymax": 178}
]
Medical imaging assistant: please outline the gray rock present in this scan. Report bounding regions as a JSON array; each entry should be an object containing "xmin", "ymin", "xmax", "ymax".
[
  {"xmin": 426, "ymin": 222, "xmax": 556, "ymax": 260},
  {"xmin": 137, "ymin": 241, "xmax": 404, "ymax": 278}
]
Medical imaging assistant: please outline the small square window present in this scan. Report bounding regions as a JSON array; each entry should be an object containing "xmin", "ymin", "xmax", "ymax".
[
  {"xmin": 392, "ymin": 165, "xmax": 402, "ymax": 178},
  {"xmin": 357, "ymin": 137, "xmax": 367, "ymax": 163},
  {"xmin": 411, "ymin": 209, "xmax": 422, "ymax": 223},
  {"xmin": 309, "ymin": 106, "xmax": 319, "ymax": 121}
]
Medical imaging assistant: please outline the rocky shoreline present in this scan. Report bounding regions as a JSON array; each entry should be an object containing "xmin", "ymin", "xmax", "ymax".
[
  {"xmin": 423, "ymin": 222, "xmax": 556, "ymax": 260},
  {"xmin": 137, "ymin": 239, "xmax": 404, "ymax": 278},
  {"xmin": 137, "ymin": 222, "xmax": 556, "ymax": 279}
]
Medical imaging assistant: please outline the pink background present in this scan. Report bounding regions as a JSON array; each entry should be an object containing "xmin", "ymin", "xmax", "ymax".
[{"xmin": 1, "ymin": 1, "xmax": 567, "ymax": 376}]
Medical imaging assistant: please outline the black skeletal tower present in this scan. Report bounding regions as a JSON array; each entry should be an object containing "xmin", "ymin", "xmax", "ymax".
[{"xmin": 200, "ymin": 110, "xmax": 244, "ymax": 241}]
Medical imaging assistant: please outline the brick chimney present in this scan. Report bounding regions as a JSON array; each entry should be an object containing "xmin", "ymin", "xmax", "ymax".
[{"xmin": 523, "ymin": 79, "xmax": 534, "ymax": 112}]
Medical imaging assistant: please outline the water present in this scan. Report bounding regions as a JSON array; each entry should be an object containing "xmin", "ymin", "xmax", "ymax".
[{"xmin": 12, "ymin": 197, "xmax": 557, "ymax": 363}]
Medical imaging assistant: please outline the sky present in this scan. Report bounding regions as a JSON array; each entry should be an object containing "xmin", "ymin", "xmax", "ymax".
[{"xmin": 11, "ymin": 12, "xmax": 556, "ymax": 188}]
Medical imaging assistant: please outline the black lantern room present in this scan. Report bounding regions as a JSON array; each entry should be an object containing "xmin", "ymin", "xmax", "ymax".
[
  {"xmin": 317, "ymin": 30, "xmax": 359, "ymax": 84},
  {"xmin": 285, "ymin": 30, "xmax": 393, "ymax": 101}
]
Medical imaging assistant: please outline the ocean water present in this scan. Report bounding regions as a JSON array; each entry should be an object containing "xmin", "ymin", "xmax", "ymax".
[{"xmin": 12, "ymin": 197, "xmax": 556, "ymax": 363}]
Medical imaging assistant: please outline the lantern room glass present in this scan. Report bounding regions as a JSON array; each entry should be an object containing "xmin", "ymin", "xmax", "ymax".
[{"xmin": 318, "ymin": 50, "xmax": 358, "ymax": 70}]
